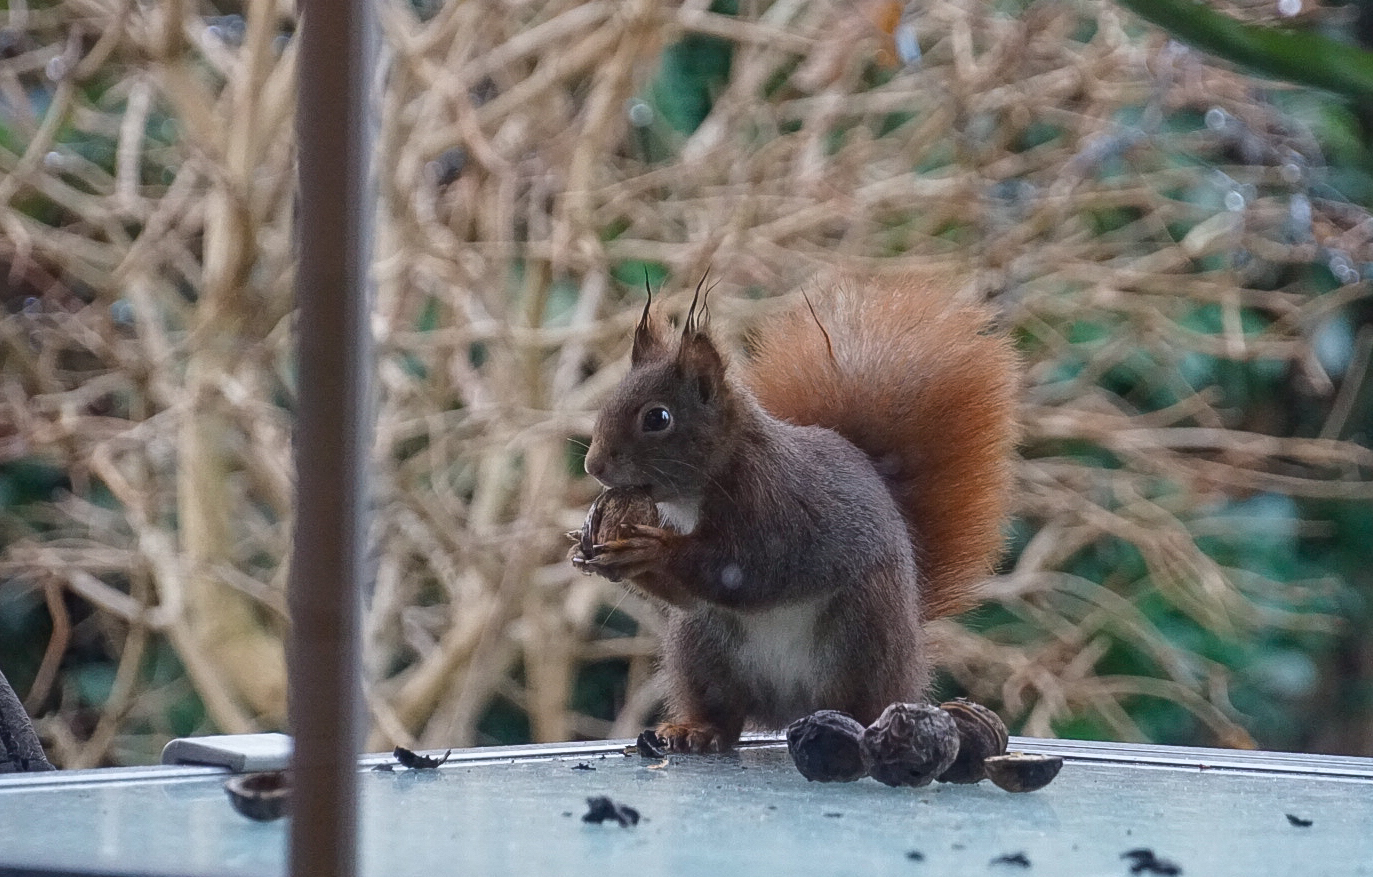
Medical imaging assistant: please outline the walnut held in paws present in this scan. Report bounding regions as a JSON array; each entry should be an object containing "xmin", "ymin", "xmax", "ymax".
[{"xmin": 572, "ymin": 487, "xmax": 658, "ymax": 581}]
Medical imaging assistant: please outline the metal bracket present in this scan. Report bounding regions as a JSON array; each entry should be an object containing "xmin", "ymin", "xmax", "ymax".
[{"xmin": 160, "ymin": 733, "xmax": 293, "ymax": 772}]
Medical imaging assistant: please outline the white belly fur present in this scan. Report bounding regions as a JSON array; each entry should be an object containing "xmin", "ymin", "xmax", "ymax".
[{"xmin": 733, "ymin": 599, "xmax": 823, "ymax": 703}]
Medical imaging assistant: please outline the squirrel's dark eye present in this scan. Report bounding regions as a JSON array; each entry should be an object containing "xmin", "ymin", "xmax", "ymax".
[{"xmin": 641, "ymin": 406, "xmax": 672, "ymax": 433}]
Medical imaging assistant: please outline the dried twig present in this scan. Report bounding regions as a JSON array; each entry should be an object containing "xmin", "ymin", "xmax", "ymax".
[{"xmin": 2, "ymin": 0, "xmax": 1370, "ymax": 764}]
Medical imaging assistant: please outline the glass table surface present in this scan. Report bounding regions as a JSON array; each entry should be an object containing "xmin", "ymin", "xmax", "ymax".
[{"xmin": 0, "ymin": 737, "xmax": 1369, "ymax": 876}]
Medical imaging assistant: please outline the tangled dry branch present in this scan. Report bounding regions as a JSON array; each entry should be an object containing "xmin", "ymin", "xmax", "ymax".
[{"xmin": 1, "ymin": 0, "xmax": 1370, "ymax": 764}]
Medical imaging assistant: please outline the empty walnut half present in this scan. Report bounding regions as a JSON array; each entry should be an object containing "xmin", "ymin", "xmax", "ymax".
[
  {"xmin": 983, "ymin": 752, "xmax": 1064, "ymax": 792},
  {"xmin": 224, "ymin": 771, "xmax": 291, "ymax": 822}
]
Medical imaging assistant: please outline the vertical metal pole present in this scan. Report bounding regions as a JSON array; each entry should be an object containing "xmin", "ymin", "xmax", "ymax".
[{"xmin": 290, "ymin": 0, "xmax": 375, "ymax": 874}]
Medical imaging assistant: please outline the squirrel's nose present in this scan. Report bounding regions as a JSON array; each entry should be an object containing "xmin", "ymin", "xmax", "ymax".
[{"xmin": 584, "ymin": 443, "xmax": 606, "ymax": 480}]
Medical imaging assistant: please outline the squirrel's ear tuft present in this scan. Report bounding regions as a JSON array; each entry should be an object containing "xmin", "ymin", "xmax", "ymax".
[
  {"xmin": 631, "ymin": 296, "xmax": 669, "ymax": 366},
  {"xmin": 680, "ymin": 271, "xmax": 712, "ymax": 340},
  {"xmin": 675, "ymin": 271, "xmax": 725, "ymax": 402}
]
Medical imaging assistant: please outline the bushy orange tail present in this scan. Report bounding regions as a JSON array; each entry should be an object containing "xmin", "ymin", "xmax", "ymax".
[{"xmin": 745, "ymin": 273, "xmax": 1019, "ymax": 618}]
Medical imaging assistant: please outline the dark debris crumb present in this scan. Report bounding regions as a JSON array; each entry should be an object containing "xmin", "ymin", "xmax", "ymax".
[
  {"xmin": 905, "ymin": 850, "xmax": 926, "ymax": 862},
  {"xmin": 1286, "ymin": 814, "xmax": 1313, "ymax": 828},
  {"xmin": 393, "ymin": 746, "xmax": 451, "ymax": 769},
  {"xmin": 572, "ymin": 762, "xmax": 595, "ymax": 771},
  {"xmin": 582, "ymin": 795, "xmax": 640, "ymax": 827},
  {"xmin": 990, "ymin": 852, "xmax": 1030, "ymax": 867},
  {"xmin": 370, "ymin": 763, "xmax": 395, "ymax": 772},
  {"xmin": 636, "ymin": 729, "xmax": 667, "ymax": 759},
  {"xmin": 1122, "ymin": 848, "xmax": 1182, "ymax": 875},
  {"xmin": 824, "ymin": 811, "xmax": 844, "ymax": 818}
]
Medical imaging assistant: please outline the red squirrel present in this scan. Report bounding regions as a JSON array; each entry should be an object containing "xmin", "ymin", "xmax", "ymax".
[{"xmin": 572, "ymin": 273, "xmax": 1019, "ymax": 753}]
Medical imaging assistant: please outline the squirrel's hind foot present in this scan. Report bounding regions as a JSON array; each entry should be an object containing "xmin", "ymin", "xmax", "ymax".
[{"xmin": 657, "ymin": 722, "xmax": 735, "ymax": 754}]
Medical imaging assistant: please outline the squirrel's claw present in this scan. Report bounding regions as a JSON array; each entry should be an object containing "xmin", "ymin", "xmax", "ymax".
[
  {"xmin": 575, "ymin": 527, "xmax": 671, "ymax": 583},
  {"xmin": 573, "ymin": 526, "xmax": 699, "ymax": 607},
  {"xmin": 657, "ymin": 722, "xmax": 731, "ymax": 754},
  {"xmin": 571, "ymin": 551, "xmax": 623, "ymax": 583}
]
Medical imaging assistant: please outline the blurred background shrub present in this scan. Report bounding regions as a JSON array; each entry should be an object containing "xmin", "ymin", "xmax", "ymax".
[{"xmin": 1, "ymin": 0, "xmax": 1370, "ymax": 766}]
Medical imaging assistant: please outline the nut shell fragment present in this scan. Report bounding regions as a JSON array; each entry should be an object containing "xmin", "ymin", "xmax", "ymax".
[
  {"xmin": 786, "ymin": 710, "xmax": 868, "ymax": 782},
  {"xmin": 635, "ymin": 728, "xmax": 667, "ymax": 759},
  {"xmin": 937, "ymin": 698, "xmax": 1009, "ymax": 784},
  {"xmin": 983, "ymin": 752, "xmax": 1063, "ymax": 792},
  {"xmin": 861, "ymin": 703, "xmax": 959, "ymax": 788},
  {"xmin": 224, "ymin": 771, "xmax": 291, "ymax": 822}
]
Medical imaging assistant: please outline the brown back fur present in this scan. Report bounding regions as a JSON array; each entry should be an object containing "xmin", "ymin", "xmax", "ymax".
[{"xmin": 744, "ymin": 273, "xmax": 1019, "ymax": 618}]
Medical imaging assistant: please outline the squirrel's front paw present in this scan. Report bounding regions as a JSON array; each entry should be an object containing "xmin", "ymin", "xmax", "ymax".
[
  {"xmin": 573, "ymin": 524, "xmax": 671, "ymax": 583},
  {"xmin": 657, "ymin": 722, "xmax": 732, "ymax": 754}
]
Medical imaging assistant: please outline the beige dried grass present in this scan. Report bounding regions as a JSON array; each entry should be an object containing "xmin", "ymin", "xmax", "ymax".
[{"xmin": 0, "ymin": 0, "xmax": 1370, "ymax": 764}]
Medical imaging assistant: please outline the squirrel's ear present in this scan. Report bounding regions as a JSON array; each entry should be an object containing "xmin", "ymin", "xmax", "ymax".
[
  {"xmin": 674, "ymin": 271, "xmax": 725, "ymax": 402},
  {"xmin": 677, "ymin": 331, "xmax": 726, "ymax": 404},
  {"xmin": 631, "ymin": 298, "xmax": 669, "ymax": 366}
]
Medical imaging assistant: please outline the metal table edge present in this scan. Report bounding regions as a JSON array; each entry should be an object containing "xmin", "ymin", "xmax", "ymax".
[{"xmin": 3, "ymin": 734, "xmax": 1370, "ymax": 791}]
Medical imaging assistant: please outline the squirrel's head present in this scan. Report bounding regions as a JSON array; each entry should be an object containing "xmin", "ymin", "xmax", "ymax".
[{"xmin": 585, "ymin": 282, "xmax": 735, "ymax": 501}]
